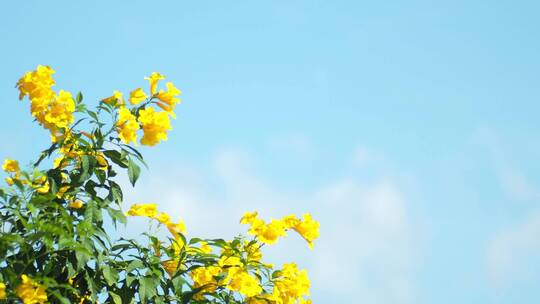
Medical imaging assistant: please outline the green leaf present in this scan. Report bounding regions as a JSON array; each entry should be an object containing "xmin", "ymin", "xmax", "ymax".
[
  {"xmin": 76, "ymin": 92, "xmax": 83, "ymax": 103},
  {"xmin": 109, "ymin": 181, "xmax": 123, "ymax": 203},
  {"xmin": 127, "ymin": 157, "xmax": 141, "ymax": 186},
  {"xmin": 79, "ymin": 154, "xmax": 92, "ymax": 182},
  {"xmin": 102, "ymin": 265, "xmax": 119, "ymax": 286},
  {"xmin": 104, "ymin": 150, "xmax": 128, "ymax": 168},
  {"xmin": 107, "ymin": 207, "xmax": 127, "ymax": 226},
  {"xmin": 109, "ymin": 291, "xmax": 122, "ymax": 304},
  {"xmin": 139, "ymin": 276, "xmax": 158, "ymax": 301},
  {"xmin": 126, "ymin": 260, "xmax": 144, "ymax": 273}
]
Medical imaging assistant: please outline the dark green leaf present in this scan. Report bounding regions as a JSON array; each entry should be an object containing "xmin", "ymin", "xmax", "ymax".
[{"xmin": 127, "ymin": 157, "xmax": 140, "ymax": 186}]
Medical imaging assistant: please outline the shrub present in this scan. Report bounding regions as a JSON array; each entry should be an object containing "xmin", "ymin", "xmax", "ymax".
[{"xmin": 0, "ymin": 66, "xmax": 319, "ymax": 304}]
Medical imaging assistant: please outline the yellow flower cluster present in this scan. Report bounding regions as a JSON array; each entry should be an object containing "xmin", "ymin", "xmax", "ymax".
[
  {"xmin": 2, "ymin": 159, "xmax": 49, "ymax": 194},
  {"xmin": 125, "ymin": 204, "xmax": 315, "ymax": 303},
  {"xmin": 3, "ymin": 159, "xmax": 20, "ymax": 186},
  {"xmin": 14, "ymin": 275, "xmax": 48, "ymax": 304},
  {"xmin": 116, "ymin": 107, "xmax": 139, "ymax": 144},
  {"xmin": 0, "ymin": 282, "xmax": 5, "ymax": 299},
  {"xmin": 52, "ymin": 131, "xmax": 109, "ymax": 174},
  {"xmin": 126, "ymin": 203, "xmax": 186, "ymax": 238},
  {"xmin": 247, "ymin": 263, "xmax": 311, "ymax": 304},
  {"xmin": 16, "ymin": 65, "xmax": 75, "ymax": 137},
  {"xmin": 104, "ymin": 72, "xmax": 181, "ymax": 146},
  {"xmin": 241, "ymin": 212, "xmax": 320, "ymax": 248},
  {"xmin": 190, "ymin": 255, "xmax": 264, "ymax": 299},
  {"xmin": 138, "ymin": 107, "xmax": 172, "ymax": 146},
  {"xmin": 2, "ymin": 159, "xmax": 20, "ymax": 172}
]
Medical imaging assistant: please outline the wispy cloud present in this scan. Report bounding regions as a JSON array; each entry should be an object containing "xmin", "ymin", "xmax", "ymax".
[
  {"xmin": 478, "ymin": 128, "xmax": 540, "ymax": 288},
  {"xmin": 122, "ymin": 144, "xmax": 417, "ymax": 303},
  {"xmin": 487, "ymin": 211, "xmax": 540, "ymax": 286},
  {"xmin": 267, "ymin": 133, "xmax": 316, "ymax": 159}
]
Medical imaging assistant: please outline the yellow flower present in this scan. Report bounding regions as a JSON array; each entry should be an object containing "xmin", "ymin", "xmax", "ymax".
[
  {"xmin": 281, "ymin": 214, "xmax": 300, "ymax": 229},
  {"xmin": 155, "ymin": 82, "xmax": 181, "ymax": 118},
  {"xmin": 144, "ymin": 72, "xmax": 165, "ymax": 95},
  {"xmin": 126, "ymin": 203, "xmax": 158, "ymax": 217},
  {"xmin": 190, "ymin": 266, "xmax": 222, "ymax": 297},
  {"xmin": 69, "ymin": 200, "xmax": 84, "ymax": 209},
  {"xmin": 227, "ymin": 271, "xmax": 262, "ymax": 297},
  {"xmin": 240, "ymin": 211, "xmax": 258, "ymax": 225},
  {"xmin": 129, "ymin": 88, "xmax": 147, "ymax": 105},
  {"xmin": 2, "ymin": 159, "xmax": 20, "ymax": 173},
  {"xmin": 272, "ymin": 263, "xmax": 310, "ymax": 303},
  {"xmin": 243, "ymin": 241, "xmax": 262, "ymax": 262},
  {"xmin": 15, "ymin": 275, "xmax": 48, "ymax": 304},
  {"xmin": 153, "ymin": 212, "xmax": 171, "ymax": 225},
  {"xmin": 165, "ymin": 220, "xmax": 186, "ymax": 238},
  {"xmin": 200, "ymin": 241, "xmax": 212, "ymax": 254},
  {"xmin": 95, "ymin": 152, "xmax": 109, "ymax": 170},
  {"xmin": 32, "ymin": 176, "xmax": 50, "ymax": 194},
  {"xmin": 116, "ymin": 107, "xmax": 140, "ymax": 144},
  {"xmin": 170, "ymin": 238, "xmax": 185, "ymax": 255},
  {"xmin": 16, "ymin": 65, "xmax": 74, "ymax": 135},
  {"xmin": 43, "ymin": 90, "xmax": 76, "ymax": 129},
  {"xmin": 0, "ymin": 282, "xmax": 6, "ymax": 299},
  {"xmin": 102, "ymin": 90, "xmax": 124, "ymax": 106},
  {"xmin": 293, "ymin": 214, "xmax": 320, "ymax": 249},
  {"xmin": 249, "ymin": 219, "xmax": 286, "ymax": 245},
  {"xmin": 162, "ymin": 259, "xmax": 180, "ymax": 277},
  {"xmin": 16, "ymin": 65, "xmax": 55, "ymax": 101},
  {"xmin": 138, "ymin": 107, "xmax": 172, "ymax": 146}
]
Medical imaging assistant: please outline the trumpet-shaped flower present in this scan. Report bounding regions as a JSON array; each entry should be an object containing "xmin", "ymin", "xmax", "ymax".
[
  {"xmin": 129, "ymin": 87, "xmax": 147, "ymax": 105},
  {"xmin": 116, "ymin": 107, "xmax": 140, "ymax": 144},
  {"xmin": 102, "ymin": 90, "xmax": 124, "ymax": 106},
  {"xmin": 2, "ymin": 159, "xmax": 20, "ymax": 173},
  {"xmin": 0, "ymin": 282, "xmax": 5, "ymax": 299},
  {"xmin": 138, "ymin": 107, "xmax": 172, "ymax": 146},
  {"xmin": 145, "ymin": 72, "xmax": 165, "ymax": 95},
  {"xmin": 156, "ymin": 82, "xmax": 181, "ymax": 117},
  {"xmin": 15, "ymin": 275, "xmax": 48, "ymax": 304},
  {"xmin": 293, "ymin": 214, "xmax": 320, "ymax": 249},
  {"xmin": 126, "ymin": 203, "xmax": 158, "ymax": 217}
]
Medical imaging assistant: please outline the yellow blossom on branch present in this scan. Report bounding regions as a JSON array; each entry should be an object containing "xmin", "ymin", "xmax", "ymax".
[
  {"xmin": 138, "ymin": 107, "xmax": 172, "ymax": 146},
  {"xmin": 68, "ymin": 200, "xmax": 84, "ymax": 209},
  {"xmin": 227, "ymin": 271, "xmax": 262, "ymax": 297},
  {"xmin": 155, "ymin": 82, "xmax": 181, "ymax": 118},
  {"xmin": 102, "ymin": 90, "xmax": 124, "ymax": 106},
  {"xmin": 241, "ymin": 212, "xmax": 320, "ymax": 248},
  {"xmin": 293, "ymin": 214, "xmax": 320, "ymax": 249},
  {"xmin": 16, "ymin": 65, "xmax": 55, "ymax": 101},
  {"xmin": 2, "ymin": 159, "xmax": 20, "ymax": 173},
  {"xmin": 126, "ymin": 203, "xmax": 158, "ymax": 217},
  {"xmin": 129, "ymin": 87, "xmax": 147, "ymax": 105},
  {"xmin": 145, "ymin": 72, "xmax": 165, "ymax": 95},
  {"xmin": 0, "ymin": 282, "xmax": 6, "ymax": 299},
  {"xmin": 116, "ymin": 107, "xmax": 140, "ymax": 144},
  {"xmin": 15, "ymin": 275, "xmax": 47, "ymax": 304}
]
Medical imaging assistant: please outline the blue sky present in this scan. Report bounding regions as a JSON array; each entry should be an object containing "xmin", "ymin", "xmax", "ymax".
[{"xmin": 2, "ymin": 1, "xmax": 540, "ymax": 303}]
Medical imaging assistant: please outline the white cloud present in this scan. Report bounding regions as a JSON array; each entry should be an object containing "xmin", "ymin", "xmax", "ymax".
[
  {"xmin": 497, "ymin": 166, "xmax": 540, "ymax": 201},
  {"xmin": 487, "ymin": 211, "xmax": 540, "ymax": 286},
  {"xmin": 352, "ymin": 145, "xmax": 371, "ymax": 166},
  {"xmin": 472, "ymin": 127, "xmax": 540, "ymax": 202},
  {"xmin": 479, "ymin": 128, "xmax": 540, "ymax": 288},
  {"xmin": 267, "ymin": 133, "xmax": 315, "ymax": 159},
  {"xmin": 122, "ymin": 145, "xmax": 416, "ymax": 303}
]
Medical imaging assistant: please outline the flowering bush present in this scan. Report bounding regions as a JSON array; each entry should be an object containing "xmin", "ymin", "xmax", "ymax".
[{"xmin": 0, "ymin": 66, "xmax": 319, "ymax": 303}]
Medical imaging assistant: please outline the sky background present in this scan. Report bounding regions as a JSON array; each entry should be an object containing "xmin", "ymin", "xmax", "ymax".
[{"xmin": 1, "ymin": 1, "xmax": 540, "ymax": 303}]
